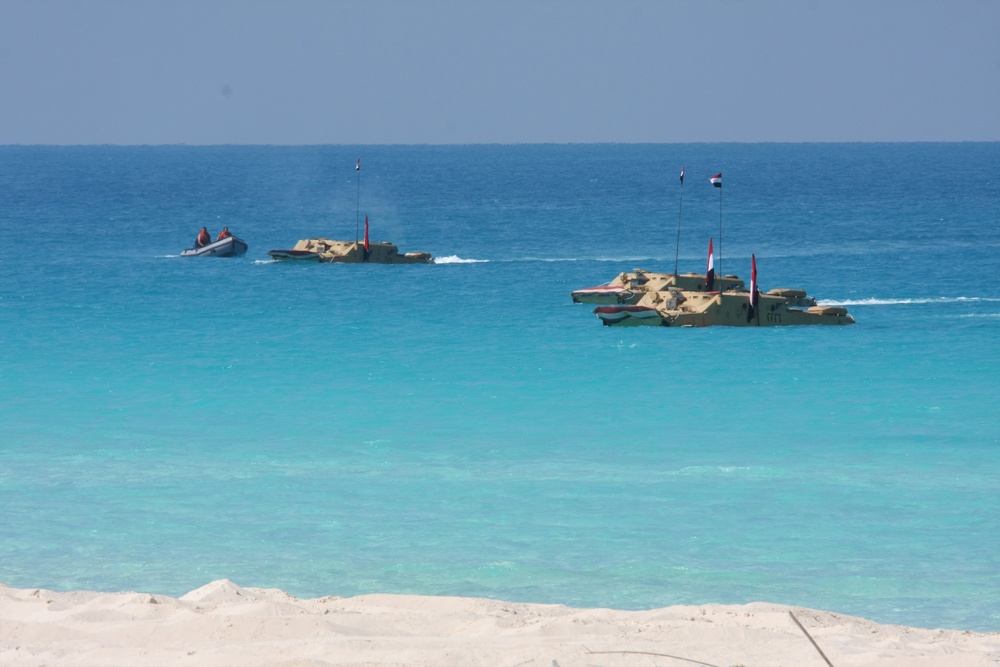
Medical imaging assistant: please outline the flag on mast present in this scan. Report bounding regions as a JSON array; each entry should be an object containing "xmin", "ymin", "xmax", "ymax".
[
  {"xmin": 679, "ymin": 166, "xmax": 685, "ymax": 184},
  {"xmin": 710, "ymin": 173, "xmax": 722, "ymax": 188},
  {"xmin": 356, "ymin": 159, "xmax": 361, "ymax": 171},
  {"xmin": 364, "ymin": 214, "xmax": 370, "ymax": 251},
  {"xmin": 747, "ymin": 254, "xmax": 759, "ymax": 323},
  {"xmin": 706, "ymin": 238, "xmax": 715, "ymax": 291}
]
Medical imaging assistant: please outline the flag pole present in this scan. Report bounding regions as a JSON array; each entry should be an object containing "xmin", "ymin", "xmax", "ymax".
[
  {"xmin": 710, "ymin": 173, "xmax": 723, "ymax": 295},
  {"xmin": 674, "ymin": 167, "xmax": 685, "ymax": 276},
  {"xmin": 718, "ymin": 178, "xmax": 723, "ymax": 292},
  {"xmin": 355, "ymin": 158, "xmax": 361, "ymax": 245}
]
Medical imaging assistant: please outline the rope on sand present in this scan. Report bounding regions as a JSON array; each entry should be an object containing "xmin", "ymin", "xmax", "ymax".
[
  {"xmin": 789, "ymin": 610, "xmax": 836, "ymax": 667},
  {"xmin": 585, "ymin": 611, "xmax": 837, "ymax": 667}
]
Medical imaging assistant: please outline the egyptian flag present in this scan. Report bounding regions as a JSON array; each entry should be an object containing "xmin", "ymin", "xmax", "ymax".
[
  {"xmin": 356, "ymin": 158, "xmax": 361, "ymax": 171},
  {"xmin": 710, "ymin": 173, "xmax": 722, "ymax": 188},
  {"xmin": 706, "ymin": 237, "xmax": 715, "ymax": 291},
  {"xmin": 364, "ymin": 214, "xmax": 370, "ymax": 251},
  {"xmin": 679, "ymin": 166, "xmax": 685, "ymax": 184},
  {"xmin": 747, "ymin": 254, "xmax": 759, "ymax": 323}
]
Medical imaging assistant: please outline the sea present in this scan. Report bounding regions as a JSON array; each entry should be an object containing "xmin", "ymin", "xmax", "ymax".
[{"xmin": 1, "ymin": 143, "xmax": 998, "ymax": 632}]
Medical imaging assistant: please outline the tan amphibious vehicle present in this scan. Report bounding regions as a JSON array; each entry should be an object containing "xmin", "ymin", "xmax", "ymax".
[
  {"xmin": 573, "ymin": 255, "xmax": 854, "ymax": 328},
  {"xmin": 571, "ymin": 269, "xmax": 744, "ymax": 305},
  {"xmin": 268, "ymin": 238, "xmax": 432, "ymax": 264}
]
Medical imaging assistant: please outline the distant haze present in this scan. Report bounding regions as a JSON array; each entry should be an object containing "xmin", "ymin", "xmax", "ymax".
[{"xmin": 2, "ymin": 0, "xmax": 998, "ymax": 144}]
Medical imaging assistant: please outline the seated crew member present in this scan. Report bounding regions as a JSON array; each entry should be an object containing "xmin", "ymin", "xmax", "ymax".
[
  {"xmin": 195, "ymin": 227, "xmax": 211, "ymax": 248},
  {"xmin": 216, "ymin": 227, "xmax": 232, "ymax": 241}
]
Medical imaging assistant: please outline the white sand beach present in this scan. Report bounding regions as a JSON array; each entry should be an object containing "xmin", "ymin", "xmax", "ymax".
[{"xmin": 2, "ymin": 579, "xmax": 998, "ymax": 666}]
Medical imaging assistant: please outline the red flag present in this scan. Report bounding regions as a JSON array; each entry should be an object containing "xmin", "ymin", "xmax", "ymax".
[
  {"xmin": 706, "ymin": 237, "xmax": 715, "ymax": 291},
  {"xmin": 710, "ymin": 173, "xmax": 722, "ymax": 188},
  {"xmin": 747, "ymin": 254, "xmax": 759, "ymax": 323},
  {"xmin": 356, "ymin": 159, "xmax": 361, "ymax": 171},
  {"xmin": 364, "ymin": 214, "xmax": 370, "ymax": 251},
  {"xmin": 679, "ymin": 166, "xmax": 685, "ymax": 184}
]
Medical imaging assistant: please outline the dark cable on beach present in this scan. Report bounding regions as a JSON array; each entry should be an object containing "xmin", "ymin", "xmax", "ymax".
[{"xmin": 789, "ymin": 611, "xmax": 835, "ymax": 667}]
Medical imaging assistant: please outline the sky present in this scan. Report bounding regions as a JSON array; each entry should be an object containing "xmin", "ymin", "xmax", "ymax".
[{"xmin": 1, "ymin": 0, "xmax": 998, "ymax": 144}]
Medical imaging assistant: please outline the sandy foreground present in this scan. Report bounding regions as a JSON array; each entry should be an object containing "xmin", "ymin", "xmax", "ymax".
[{"xmin": 2, "ymin": 579, "xmax": 999, "ymax": 667}]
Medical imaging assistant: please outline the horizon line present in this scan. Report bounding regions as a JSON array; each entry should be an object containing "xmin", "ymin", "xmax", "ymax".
[{"xmin": 3, "ymin": 139, "xmax": 998, "ymax": 148}]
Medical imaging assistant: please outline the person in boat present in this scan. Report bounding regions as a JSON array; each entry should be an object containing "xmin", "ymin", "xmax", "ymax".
[
  {"xmin": 195, "ymin": 227, "xmax": 211, "ymax": 248},
  {"xmin": 216, "ymin": 227, "xmax": 232, "ymax": 241}
]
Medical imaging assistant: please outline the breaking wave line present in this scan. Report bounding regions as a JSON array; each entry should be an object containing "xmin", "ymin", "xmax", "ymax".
[{"xmin": 818, "ymin": 296, "xmax": 1000, "ymax": 306}]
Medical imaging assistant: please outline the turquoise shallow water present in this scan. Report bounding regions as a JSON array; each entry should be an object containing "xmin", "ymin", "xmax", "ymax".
[{"xmin": 1, "ymin": 143, "xmax": 999, "ymax": 631}]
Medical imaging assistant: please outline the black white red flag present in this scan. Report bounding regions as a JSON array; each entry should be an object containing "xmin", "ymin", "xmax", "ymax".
[
  {"xmin": 747, "ymin": 254, "xmax": 759, "ymax": 323},
  {"xmin": 356, "ymin": 159, "xmax": 361, "ymax": 171},
  {"xmin": 710, "ymin": 173, "xmax": 722, "ymax": 188},
  {"xmin": 679, "ymin": 166, "xmax": 685, "ymax": 184}
]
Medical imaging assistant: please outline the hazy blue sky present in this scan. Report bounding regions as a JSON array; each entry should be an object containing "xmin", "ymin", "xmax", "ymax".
[{"xmin": 2, "ymin": 0, "xmax": 997, "ymax": 144}]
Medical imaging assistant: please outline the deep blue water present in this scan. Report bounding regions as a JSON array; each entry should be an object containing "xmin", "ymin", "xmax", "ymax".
[{"xmin": 1, "ymin": 143, "xmax": 999, "ymax": 631}]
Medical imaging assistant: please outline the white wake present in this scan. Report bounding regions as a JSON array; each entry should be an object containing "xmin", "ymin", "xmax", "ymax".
[
  {"xmin": 817, "ymin": 296, "xmax": 1000, "ymax": 306},
  {"xmin": 433, "ymin": 255, "xmax": 488, "ymax": 264}
]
